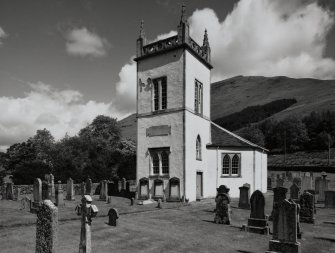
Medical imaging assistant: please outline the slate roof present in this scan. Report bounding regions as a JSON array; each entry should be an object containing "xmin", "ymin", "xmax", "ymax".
[{"xmin": 207, "ymin": 122, "xmax": 268, "ymax": 152}]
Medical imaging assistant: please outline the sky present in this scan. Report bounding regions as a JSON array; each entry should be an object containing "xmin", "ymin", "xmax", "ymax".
[{"xmin": 0, "ymin": 0, "xmax": 335, "ymax": 151}]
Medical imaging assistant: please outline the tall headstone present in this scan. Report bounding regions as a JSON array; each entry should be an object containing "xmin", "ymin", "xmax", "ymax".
[
  {"xmin": 122, "ymin": 178, "xmax": 127, "ymax": 194},
  {"xmin": 78, "ymin": 195, "xmax": 98, "ymax": 253},
  {"xmin": 5, "ymin": 182, "xmax": 14, "ymax": 200},
  {"xmin": 85, "ymin": 177, "xmax": 92, "ymax": 195},
  {"xmin": 50, "ymin": 174, "xmax": 55, "ymax": 198},
  {"xmin": 55, "ymin": 181, "xmax": 64, "ymax": 207},
  {"xmin": 32, "ymin": 178, "xmax": 43, "ymax": 213},
  {"xmin": 269, "ymin": 187, "xmax": 288, "ymax": 221},
  {"xmin": 36, "ymin": 200, "xmax": 58, "ymax": 253},
  {"xmin": 108, "ymin": 208, "xmax": 119, "ymax": 226},
  {"xmin": 299, "ymin": 192, "xmax": 315, "ymax": 223},
  {"xmin": 244, "ymin": 190, "xmax": 269, "ymax": 234},
  {"xmin": 81, "ymin": 182, "xmax": 86, "ymax": 196},
  {"xmin": 290, "ymin": 183, "xmax": 300, "ymax": 201},
  {"xmin": 317, "ymin": 173, "xmax": 329, "ymax": 203},
  {"xmin": 99, "ymin": 180, "xmax": 106, "ymax": 201},
  {"xmin": 238, "ymin": 184, "xmax": 250, "ymax": 209},
  {"xmin": 325, "ymin": 191, "xmax": 335, "ymax": 208},
  {"xmin": 214, "ymin": 193, "xmax": 231, "ymax": 225},
  {"xmin": 267, "ymin": 199, "xmax": 301, "ymax": 253},
  {"xmin": 66, "ymin": 178, "xmax": 75, "ymax": 201},
  {"xmin": 42, "ymin": 181, "xmax": 50, "ymax": 200},
  {"xmin": 305, "ymin": 189, "xmax": 316, "ymax": 214}
]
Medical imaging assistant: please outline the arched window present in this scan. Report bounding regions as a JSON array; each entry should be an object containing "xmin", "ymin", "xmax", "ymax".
[
  {"xmin": 152, "ymin": 153, "xmax": 159, "ymax": 174},
  {"xmin": 232, "ymin": 155, "xmax": 240, "ymax": 175},
  {"xmin": 196, "ymin": 135, "xmax": 202, "ymax": 160},
  {"xmin": 222, "ymin": 155, "xmax": 230, "ymax": 175},
  {"xmin": 161, "ymin": 151, "xmax": 169, "ymax": 174}
]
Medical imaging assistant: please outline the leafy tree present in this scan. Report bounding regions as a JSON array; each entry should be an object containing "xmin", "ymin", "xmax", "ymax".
[{"xmin": 235, "ymin": 126, "xmax": 265, "ymax": 147}]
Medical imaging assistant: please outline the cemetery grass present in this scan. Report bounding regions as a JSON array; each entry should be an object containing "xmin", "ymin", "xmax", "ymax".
[{"xmin": 1, "ymin": 194, "xmax": 335, "ymax": 252}]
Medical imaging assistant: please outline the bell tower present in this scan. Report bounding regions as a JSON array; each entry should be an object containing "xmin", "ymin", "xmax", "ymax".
[{"xmin": 135, "ymin": 5, "xmax": 212, "ymax": 202}]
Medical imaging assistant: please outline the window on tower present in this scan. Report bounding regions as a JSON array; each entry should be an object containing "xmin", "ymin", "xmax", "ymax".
[
  {"xmin": 149, "ymin": 148, "xmax": 170, "ymax": 176},
  {"xmin": 194, "ymin": 79, "xmax": 203, "ymax": 114},
  {"xmin": 152, "ymin": 76, "xmax": 167, "ymax": 111}
]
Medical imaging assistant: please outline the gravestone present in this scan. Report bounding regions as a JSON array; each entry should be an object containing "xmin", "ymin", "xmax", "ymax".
[
  {"xmin": 325, "ymin": 191, "xmax": 335, "ymax": 208},
  {"xmin": 85, "ymin": 177, "xmax": 92, "ymax": 195},
  {"xmin": 121, "ymin": 178, "xmax": 127, "ymax": 195},
  {"xmin": 5, "ymin": 182, "xmax": 14, "ymax": 200},
  {"xmin": 214, "ymin": 193, "xmax": 231, "ymax": 225},
  {"xmin": 107, "ymin": 182, "xmax": 114, "ymax": 196},
  {"xmin": 42, "ymin": 181, "xmax": 50, "ymax": 200},
  {"xmin": 130, "ymin": 197, "xmax": 134, "ymax": 206},
  {"xmin": 244, "ymin": 190, "xmax": 269, "ymax": 234},
  {"xmin": 32, "ymin": 178, "xmax": 42, "ymax": 213},
  {"xmin": 290, "ymin": 183, "xmax": 300, "ymax": 201},
  {"xmin": 267, "ymin": 177, "xmax": 272, "ymax": 190},
  {"xmin": 301, "ymin": 176, "xmax": 312, "ymax": 192},
  {"xmin": 276, "ymin": 178, "xmax": 284, "ymax": 187},
  {"xmin": 292, "ymin": 177, "xmax": 302, "ymax": 188},
  {"xmin": 153, "ymin": 179, "xmax": 164, "ymax": 199},
  {"xmin": 267, "ymin": 199, "xmax": 301, "ymax": 253},
  {"xmin": 20, "ymin": 196, "xmax": 31, "ymax": 211},
  {"xmin": 81, "ymin": 182, "xmax": 86, "ymax": 196},
  {"xmin": 317, "ymin": 173, "xmax": 329, "ymax": 203},
  {"xmin": 157, "ymin": 199, "xmax": 162, "ymax": 208},
  {"xmin": 238, "ymin": 184, "xmax": 250, "ymax": 209},
  {"xmin": 217, "ymin": 185, "xmax": 230, "ymax": 195},
  {"xmin": 305, "ymin": 189, "xmax": 316, "ymax": 214},
  {"xmin": 138, "ymin": 178, "xmax": 149, "ymax": 200},
  {"xmin": 55, "ymin": 181, "xmax": 64, "ymax": 207},
  {"xmin": 269, "ymin": 187, "xmax": 288, "ymax": 221},
  {"xmin": 66, "ymin": 178, "xmax": 75, "ymax": 201},
  {"xmin": 36, "ymin": 200, "xmax": 58, "ymax": 253},
  {"xmin": 99, "ymin": 180, "xmax": 107, "ymax": 201},
  {"xmin": 169, "ymin": 177, "xmax": 180, "ymax": 201},
  {"xmin": 108, "ymin": 208, "xmax": 119, "ymax": 226},
  {"xmin": 299, "ymin": 192, "xmax": 315, "ymax": 223}
]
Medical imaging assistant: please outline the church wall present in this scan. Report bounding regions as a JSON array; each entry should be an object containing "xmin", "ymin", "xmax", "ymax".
[
  {"xmin": 184, "ymin": 111, "xmax": 213, "ymax": 202},
  {"xmin": 136, "ymin": 112, "xmax": 184, "ymax": 198},
  {"xmin": 137, "ymin": 49, "xmax": 184, "ymax": 115}
]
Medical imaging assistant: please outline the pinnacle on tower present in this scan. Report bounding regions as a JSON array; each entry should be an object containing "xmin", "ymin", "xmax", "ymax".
[
  {"xmin": 180, "ymin": 4, "xmax": 187, "ymax": 24},
  {"xmin": 203, "ymin": 29, "xmax": 209, "ymax": 47},
  {"xmin": 202, "ymin": 29, "xmax": 211, "ymax": 63},
  {"xmin": 139, "ymin": 20, "xmax": 145, "ymax": 39},
  {"xmin": 177, "ymin": 4, "xmax": 189, "ymax": 43}
]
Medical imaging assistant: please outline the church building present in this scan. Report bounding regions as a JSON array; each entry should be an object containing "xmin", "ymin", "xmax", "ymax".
[{"xmin": 134, "ymin": 6, "xmax": 267, "ymax": 202}]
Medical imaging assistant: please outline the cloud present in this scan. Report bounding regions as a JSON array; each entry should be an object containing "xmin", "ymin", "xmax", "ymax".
[
  {"xmin": 0, "ymin": 26, "xmax": 8, "ymax": 45},
  {"xmin": 65, "ymin": 27, "xmax": 110, "ymax": 58},
  {"xmin": 188, "ymin": 0, "xmax": 335, "ymax": 80},
  {"xmin": 0, "ymin": 82, "xmax": 121, "ymax": 149}
]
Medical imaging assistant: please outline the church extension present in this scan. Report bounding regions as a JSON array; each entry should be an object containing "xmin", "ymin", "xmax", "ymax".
[{"xmin": 134, "ymin": 6, "xmax": 267, "ymax": 202}]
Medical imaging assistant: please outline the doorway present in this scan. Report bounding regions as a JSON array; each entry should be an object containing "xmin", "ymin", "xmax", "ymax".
[{"xmin": 196, "ymin": 171, "xmax": 203, "ymax": 200}]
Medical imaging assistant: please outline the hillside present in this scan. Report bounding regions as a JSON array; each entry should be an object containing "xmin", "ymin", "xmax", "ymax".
[
  {"xmin": 120, "ymin": 76, "xmax": 335, "ymax": 141},
  {"xmin": 211, "ymin": 75, "xmax": 335, "ymax": 121}
]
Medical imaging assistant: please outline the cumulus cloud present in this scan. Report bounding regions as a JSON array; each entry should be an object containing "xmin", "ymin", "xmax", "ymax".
[
  {"xmin": 0, "ymin": 26, "xmax": 8, "ymax": 45},
  {"xmin": 65, "ymin": 27, "xmax": 110, "ymax": 58},
  {"xmin": 188, "ymin": 0, "xmax": 335, "ymax": 80},
  {"xmin": 0, "ymin": 82, "xmax": 121, "ymax": 149}
]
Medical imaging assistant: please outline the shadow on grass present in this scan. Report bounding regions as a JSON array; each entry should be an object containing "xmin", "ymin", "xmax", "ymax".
[
  {"xmin": 202, "ymin": 219, "xmax": 215, "ymax": 224},
  {"xmin": 237, "ymin": 250, "xmax": 254, "ymax": 253},
  {"xmin": 314, "ymin": 236, "xmax": 335, "ymax": 242},
  {"xmin": 203, "ymin": 209, "xmax": 214, "ymax": 213}
]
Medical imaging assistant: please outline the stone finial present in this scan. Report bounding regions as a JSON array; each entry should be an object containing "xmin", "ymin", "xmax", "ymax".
[
  {"xmin": 203, "ymin": 29, "xmax": 209, "ymax": 47},
  {"xmin": 139, "ymin": 19, "xmax": 145, "ymax": 38},
  {"xmin": 180, "ymin": 4, "xmax": 187, "ymax": 24}
]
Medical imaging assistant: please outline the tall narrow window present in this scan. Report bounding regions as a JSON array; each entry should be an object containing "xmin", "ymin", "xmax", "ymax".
[
  {"xmin": 231, "ymin": 155, "xmax": 239, "ymax": 175},
  {"xmin": 161, "ymin": 151, "xmax": 169, "ymax": 174},
  {"xmin": 152, "ymin": 76, "xmax": 167, "ymax": 111},
  {"xmin": 222, "ymin": 155, "xmax": 230, "ymax": 175},
  {"xmin": 194, "ymin": 80, "xmax": 203, "ymax": 114},
  {"xmin": 152, "ymin": 153, "xmax": 159, "ymax": 175},
  {"xmin": 196, "ymin": 135, "xmax": 202, "ymax": 160}
]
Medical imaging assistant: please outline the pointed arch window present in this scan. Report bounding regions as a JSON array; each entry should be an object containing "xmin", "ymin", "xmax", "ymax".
[
  {"xmin": 152, "ymin": 76, "xmax": 167, "ymax": 111},
  {"xmin": 150, "ymin": 148, "xmax": 170, "ymax": 176},
  {"xmin": 196, "ymin": 135, "xmax": 202, "ymax": 160},
  {"xmin": 222, "ymin": 153, "xmax": 241, "ymax": 177},
  {"xmin": 194, "ymin": 79, "xmax": 203, "ymax": 114}
]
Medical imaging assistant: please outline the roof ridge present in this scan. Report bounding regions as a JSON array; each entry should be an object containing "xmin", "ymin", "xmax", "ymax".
[{"xmin": 210, "ymin": 121, "xmax": 268, "ymax": 151}]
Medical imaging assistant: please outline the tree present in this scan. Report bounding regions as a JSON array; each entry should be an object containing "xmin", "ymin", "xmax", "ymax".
[{"xmin": 235, "ymin": 126, "xmax": 265, "ymax": 147}]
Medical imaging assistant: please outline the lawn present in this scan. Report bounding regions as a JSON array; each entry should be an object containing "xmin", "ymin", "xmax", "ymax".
[{"xmin": 0, "ymin": 193, "xmax": 335, "ymax": 252}]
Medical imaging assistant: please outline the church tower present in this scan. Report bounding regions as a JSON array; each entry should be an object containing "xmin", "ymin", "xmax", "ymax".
[{"xmin": 135, "ymin": 6, "xmax": 213, "ymax": 202}]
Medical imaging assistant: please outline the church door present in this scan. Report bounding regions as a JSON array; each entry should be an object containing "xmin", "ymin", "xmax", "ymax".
[{"xmin": 196, "ymin": 172, "xmax": 203, "ymax": 200}]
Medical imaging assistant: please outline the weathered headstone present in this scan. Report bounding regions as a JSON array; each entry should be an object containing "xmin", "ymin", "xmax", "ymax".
[
  {"xmin": 157, "ymin": 199, "xmax": 162, "ymax": 208},
  {"xmin": 42, "ymin": 181, "xmax": 50, "ymax": 200},
  {"xmin": 85, "ymin": 177, "xmax": 92, "ymax": 195},
  {"xmin": 269, "ymin": 187, "xmax": 288, "ymax": 221},
  {"xmin": 20, "ymin": 196, "xmax": 31, "ymax": 211},
  {"xmin": 214, "ymin": 193, "xmax": 231, "ymax": 225},
  {"xmin": 292, "ymin": 177, "xmax": 302, "ymax": 188},
  {"xmin": 99, "ymin": 180, "xmax": 107, "ymax": 201},
  {"xmin": 217, "ymin": 185, "xmax": 230, "ymax": 194},
  {"xmin": 108, "ymin": 208, "xmax": 119, "ymax": 226},
  {"xmin": 55, "ymin": 181, "xmax": 64, "ymax": 207},
  {"xmin": 244, "ymin": 190, "xmax": 269, "ymax": 234},
  {"xmin": 317, "ymin": 173, "xmax": 329, "ymax": 203},
  {"xmin": 81, "ymin": 182, "xmax": 86, "ymax": 196},
  {"xmin": 276, "ymin": 178, "xmax": 284, "ymax": 187},
  {"xmin": 305, "ymin": 189, "xmax": 316, "ymax": 214},
  {"xmin": 267, "ymin": 199, "xmax": 301, "ymax": 253},
  {"xmin": 299, "ymin": 192, "xmax": 315, "ymax": 223},
  {"xmin": 5, "ymin": 182, "xmax": 14, "ymax": 200},
  {"xmin": 130, "ymin": 197, "xmax": 134, "ymax": 206},
  {"xmin": 238, "ymin": 184, "xmax": 250, "ymax": 209},
  {"xmin": 36, "ymin": 200, "xmax": 58, "ymax": 253},
  {"xmin": 107, "ymin": 182, "xmax": 114, "ymax": 196},
  {"xmin": 78, "ymin": 195, "xmax": 98, "ymax": 253},
  {"xmin": 66, "ymin": 178, "xmax": 75, "ymax": 201},
  {"xmin": 121, "ymin": 178, "xmax": 127, "ymax": 195},
  {"xmin": 290, "ymin": 183, "xmax": 300, "ymax": 201},
  {"xmin": 325, "ymin": 191, "xmax": 335, "ymax": 208},
  {"xmin": 32, "ymin": 178, "xmax": 42, "ymax": 213}
]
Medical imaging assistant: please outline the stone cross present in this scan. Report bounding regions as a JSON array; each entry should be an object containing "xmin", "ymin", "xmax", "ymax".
[
  {"xmin": 66, "ymin": 178, "xmax": 75, "ymax": 200},
  {"xmin": 238, "ymin": 184, "xmax": 250, "ymax": 209},
  {"xmin": 55, "ymin": 181, "xmax": 64, "ymax": 207},
  {"xmin": 299, "ymin": 192, "xmax": 315, "ymax": 223},
  {"xmin": 5, "ymin": 182, "xmax": 14, "ymax": 200},
  {"xmin": 214, "ymin": 193, "xmax": 230, "ymax": 225},
  {"xmin": 36, "ymin": 200, "xmax": 58, "ymax": 253},
  {"xmin": 85, "ymin": 177, "xmax": 92, "ymax": 195},
  {"xmin": 78, "ymin": 195, "xmax": 99, "ymax": 253},
  {"xmin": 267, "ymin": 199, "xmax": 301, "ymax": 253},
  {"xmin": 290, "ymin": 183, "xmax": 300, "ymax": 201},
  {"xmin": 32, "ymin": 178, "xmax": 42, "ymax": 213},
  {"xmin": 108, "ymin": 208, "xmax": 119, "ymax": 226}
]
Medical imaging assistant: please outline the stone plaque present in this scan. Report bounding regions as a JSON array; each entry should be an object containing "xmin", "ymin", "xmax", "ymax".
[{"xmin": 146, "ymin": 125, "xmax": 171, "ymax": 137}]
